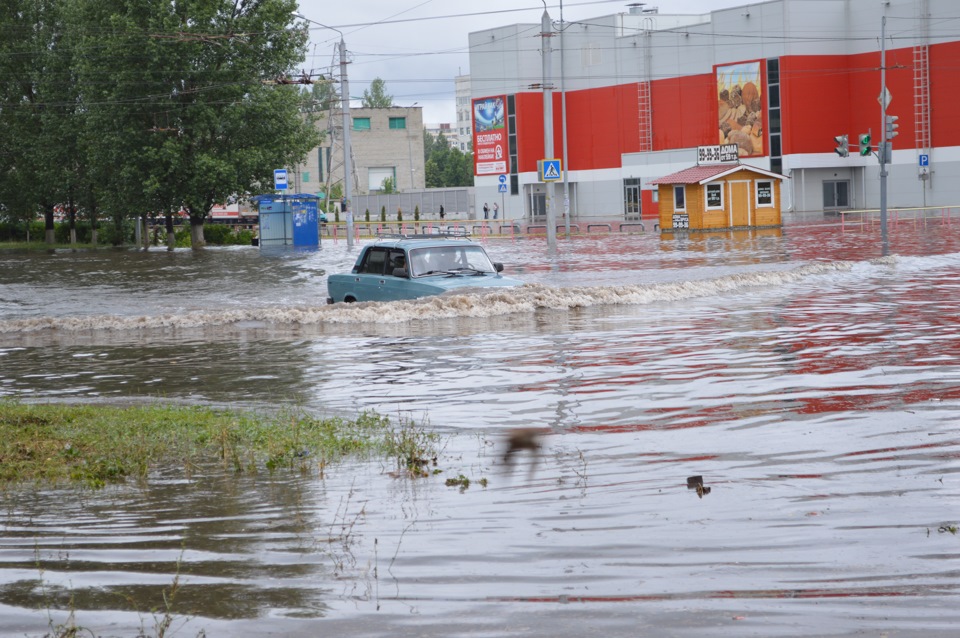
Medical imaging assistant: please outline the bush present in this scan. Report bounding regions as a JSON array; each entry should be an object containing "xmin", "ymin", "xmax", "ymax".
[
  {"xmin": 174, "ymin": 226, "xmax": 192, "ymax": 247},
  {"xmin": 380, "ymin": 205, "xmax": 386, "ymax": 223},
  {"xmin": 54, "ymin": 221, "xmax": 93, "ymax": 244},
  {"xmin": 364, "ymin": 209, "xmax": 370, "ymax": 222},
  {"xmin": 414, "ymin": 205, "xmax": 420, "ymax": 222},
  {"xmin": 201, "ymin": 223, "xmax": 255, "ymax": 246},
  {"xmin": 397, "ymin": 207, "xmax": 403, "ymax": 222}
]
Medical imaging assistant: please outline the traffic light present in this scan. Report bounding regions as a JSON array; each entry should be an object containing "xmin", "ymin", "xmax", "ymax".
[
  {"xmin": 859, "ymin": 133, "xmax": 871, "ymax": 156},
  {"xmin": 885, "ymin": 115, "xmax": 899, "ymax": 140},
  {"xmin": 834, "ymin": 134, "xmax": 849, "ymax": 157}
]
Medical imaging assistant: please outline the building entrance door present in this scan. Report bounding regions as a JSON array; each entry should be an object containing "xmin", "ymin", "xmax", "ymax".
[
  {"xmin": 624, "ymin": 178, "xmax": 642, "ymax": 219},
  {"xmin": 823, "ymin": 180, "xmax": 850, "ymax": 210},
  {"xmin": 530, "ymin": 193, "xmax": 546, "ymax": 220}
]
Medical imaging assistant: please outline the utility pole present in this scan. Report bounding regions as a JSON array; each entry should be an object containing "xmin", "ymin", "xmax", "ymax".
[
  {"xmin": 559, "ymin": 0, "xmax": 571, "ymax": 238},
  {"xmin": 541, "ymin": 10, "xmax": 557, "ymax": 249},
  {"xmin": 339, "ymin": 37, "xmax": 354, "ymax": 249},
  {"xmin": 879, "ymin": 16, "xmax": 889, "ymax": 252},
  {"xmin": 293, "ymin": 12, "xmax": 354, "ymax": 248}
]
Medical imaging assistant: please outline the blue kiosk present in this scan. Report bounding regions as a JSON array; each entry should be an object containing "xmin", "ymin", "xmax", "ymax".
[{"xmin": 254, "ymin": 193, "xmax": 321, "ymax": 248}]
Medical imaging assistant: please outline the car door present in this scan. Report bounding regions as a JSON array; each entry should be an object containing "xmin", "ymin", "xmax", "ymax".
[
  {"xmin": 353, "ymin": 247, "xmax": 391, "ymax": 301},
  {"xmin": 381, "ymin": 249, "xmax": 417, "ymax": 300}
]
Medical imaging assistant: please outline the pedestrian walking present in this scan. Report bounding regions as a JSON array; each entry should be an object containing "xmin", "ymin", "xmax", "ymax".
[
  {"xmin": 483, "ymin": 203, "xmax": 489, "ymax": 219},
  {"xmin": 493, "ymin": 202, "xmax": 499, "ymax": 219}
]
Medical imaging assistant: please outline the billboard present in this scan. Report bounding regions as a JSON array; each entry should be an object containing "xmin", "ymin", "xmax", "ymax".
[
  {"xmin": 715, "ymin": 60, "xmax": 765, "ymax": 158},
  {"xmin": 472, "ymin": 96, "xmax": 509, "ymax": 176}
]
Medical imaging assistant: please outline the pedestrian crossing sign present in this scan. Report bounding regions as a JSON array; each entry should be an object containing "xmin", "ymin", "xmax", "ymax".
[{"xmin": 538, "ymin": 159, "xmax": 562, "ymax": 182}]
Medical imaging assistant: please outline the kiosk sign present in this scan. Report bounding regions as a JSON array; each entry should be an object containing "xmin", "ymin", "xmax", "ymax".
[
  {"xmin": 697, "ymin": 144, "xmax": 739, "ymax": 165},
  {"xmin": 473, "ymin": 96, "xmax": 509, "ymax": 176}
]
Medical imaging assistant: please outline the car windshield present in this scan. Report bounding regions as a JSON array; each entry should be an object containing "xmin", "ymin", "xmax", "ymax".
[{"xmin": 408, "ymin": 245, "xmax": 496, "ymax": 277}]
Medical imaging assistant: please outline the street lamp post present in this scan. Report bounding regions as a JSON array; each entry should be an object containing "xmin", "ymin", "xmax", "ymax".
[{"xmin": 292, "ymin": 12, "xmax": 354, "ymax": 249}]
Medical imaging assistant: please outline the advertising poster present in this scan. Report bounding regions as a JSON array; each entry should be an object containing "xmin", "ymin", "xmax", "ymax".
[
  {"xmin": 473, "ymin": 96, "xmax": 509, "ymax": 176},
  {"xmin": 715, "ymin": 60, "xmax": 765, "ymax": 158}
]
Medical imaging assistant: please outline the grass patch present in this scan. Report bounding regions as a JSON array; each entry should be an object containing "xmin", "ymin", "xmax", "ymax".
[{"xmin": 0, "ymin": 401, "xmax": 438, "ymax": 488}]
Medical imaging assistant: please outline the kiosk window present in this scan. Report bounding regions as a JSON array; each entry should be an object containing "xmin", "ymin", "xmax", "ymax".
[
  {"xmin": 756, "ymin": 181, "xmax": 773, "ymax": 207},
  {"xmin": 706, "ymin": 183, "xmax": 723, "ymax": 209}
]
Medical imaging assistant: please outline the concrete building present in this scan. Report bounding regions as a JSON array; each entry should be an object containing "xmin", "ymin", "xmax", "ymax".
[
  {"xmin": 467, "ymin": 0, "xmax": 955, "ymax": 222},
  {"xmin": 292, "ymin": 106, "xmax": 425, "ymax": 198},
  {"xmin": 426, "ymin": 122, "xmax": 459, "ymax": 149},
  {"xmin": 455, "ymin": 74, "xmax": 473, "ymax": 153}
]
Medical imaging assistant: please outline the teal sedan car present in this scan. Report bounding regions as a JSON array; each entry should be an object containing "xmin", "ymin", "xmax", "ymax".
[{"xmin": 326, "ymin": 233, "xmax": 522, "ymax": 303}]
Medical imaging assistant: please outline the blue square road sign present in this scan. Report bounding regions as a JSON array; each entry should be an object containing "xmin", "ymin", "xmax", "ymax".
[{"xmin": 274, "ymin": 168, "xmax": 288, "ymax": 190}]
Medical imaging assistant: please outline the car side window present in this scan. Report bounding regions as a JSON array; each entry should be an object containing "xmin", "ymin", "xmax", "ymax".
[
  {"xmin": 388, "ymin": 250, "xmax": 408, "ymax": 277},
  {"xmin": 360, "ymin": 248, "xmax": 388, "ymax": 275}
]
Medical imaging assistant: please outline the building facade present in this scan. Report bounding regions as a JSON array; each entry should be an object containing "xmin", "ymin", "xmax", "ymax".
[
  {"xmin": 467, "ymin": 0, "xmax": 956, "ymax": 222},
  {"xmin": 292, "ymin": 106, "xmax": 425, "ymax": 198},
  {"xmin": 455, "ymin": 74, "xmax": 473, "ymax": 153},
  {"xmin": 425, "ymin": 122, "xmax": 459, "ymax": 149}
]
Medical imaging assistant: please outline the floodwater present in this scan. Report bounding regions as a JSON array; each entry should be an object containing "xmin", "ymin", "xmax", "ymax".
[{"xmin": 1, "ymin": 215, "xmax": 960, "ymax": 637}]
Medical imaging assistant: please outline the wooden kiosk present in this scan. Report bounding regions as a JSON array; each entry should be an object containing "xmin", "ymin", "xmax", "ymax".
[{"xmin": 650, "ymin": 145, "xmax": 786, "ymax": 232}]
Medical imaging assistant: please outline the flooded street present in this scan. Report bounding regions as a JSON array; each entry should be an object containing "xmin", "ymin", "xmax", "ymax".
[{"xmin": 2, "ymin": 216, "xmax": 960, "ymax": 636}]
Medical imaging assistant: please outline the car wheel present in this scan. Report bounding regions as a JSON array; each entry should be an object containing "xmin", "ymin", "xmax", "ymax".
[{"xmin": 344, "ymin": 296, "xmax": 357, "ymax": 303}]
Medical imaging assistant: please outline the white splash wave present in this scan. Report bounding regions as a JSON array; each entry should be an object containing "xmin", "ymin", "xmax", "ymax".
[{"xmin": 0, "ymin": 260, "xmax": 861, "ymax": 334}]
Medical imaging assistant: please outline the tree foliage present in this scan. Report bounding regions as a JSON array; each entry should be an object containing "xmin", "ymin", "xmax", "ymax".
[
  {"xmin": 423, "ymin": 131, "xmax": 473, "ymax": 188},
  {"xmin": 361, "ymin": 77, "xmax": 393, "ymax": 108},
  {"xmin": 0, "ymin": 0, "xmax": 320, "ymax": 247}
]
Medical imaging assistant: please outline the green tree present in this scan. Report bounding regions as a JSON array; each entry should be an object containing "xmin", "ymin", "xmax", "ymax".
[
  {"xmin": 309, "ymin": 78, "xmax": 338, "ymax": 112},
  {"xmin": 380, "ymin": 176, "xmax": 396, "ymax": 193},
  {"xmin": 70, "ymin": 0, "xmax": 321, "ymax": 248},
  {"xmin": 361, "ymin": 77, "xmax": 393, "ymax": 108},
  {"xmin": 423, "ymin": 131, "xmax": 474, "ymax": 188}
]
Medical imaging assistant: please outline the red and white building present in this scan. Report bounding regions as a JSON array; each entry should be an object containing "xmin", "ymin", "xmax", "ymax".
[{"xmin": 468, "ymin": 0, "xmax": 954, "ymax": 221}]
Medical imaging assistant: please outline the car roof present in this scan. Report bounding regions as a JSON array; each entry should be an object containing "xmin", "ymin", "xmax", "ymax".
[{"xmin": 369, "ymin": 231, "xmax": 480, "ymax": 251}]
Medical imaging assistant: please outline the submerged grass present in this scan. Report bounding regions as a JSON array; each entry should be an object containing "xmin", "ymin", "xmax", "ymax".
[{"xmin": 0, "ymin": 401, "xmax": 436, "ymax": 488}]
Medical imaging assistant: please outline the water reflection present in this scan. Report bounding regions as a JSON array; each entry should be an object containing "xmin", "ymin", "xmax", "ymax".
[{"xmin": 2, "ymin": 218, "xmax": 960, "ymax": 635}]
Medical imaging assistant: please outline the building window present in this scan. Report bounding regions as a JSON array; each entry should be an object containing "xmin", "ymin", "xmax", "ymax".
[
  {"xmin": 353, "ymin": 117, "xmax": 371, "ymax": 131},
  {"xmin": 756, "ymin": 181, "xmax": 774, "ymax": 207},
  {"xmin": 368, "ymin": 167, "xmax": 396, "ymax": 191},
  {"xmin": 389, "ymin": 117, "xmax": 406, "ymax": 130},
  {"xmin": 673, "ymin": 185, "xmax": 686, "ymax": 211},
  {"xmin": 705, "ymin": 183, "xmax": 723, "ymax": 209}
]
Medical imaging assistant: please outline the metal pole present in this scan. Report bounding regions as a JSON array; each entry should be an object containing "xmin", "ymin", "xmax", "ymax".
[
  {"xmin": 559, "ymin": 1, "xmax": 570, "ymax": 238},
  {"xmin": 340, "ymin": 38, "xmax": 354, "ymax": 249},
  {"xmin": 879, "ymin": 16, "xmax": 889, "ymax": 252},
  {"xmin": 542, "ymin": 10, "xmax": 557, "ymax": 249}
]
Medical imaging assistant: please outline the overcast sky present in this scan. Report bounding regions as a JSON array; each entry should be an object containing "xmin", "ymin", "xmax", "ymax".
[{"xmin": 292, "ymin": 0, "xmax": 748, "ymax": 123}]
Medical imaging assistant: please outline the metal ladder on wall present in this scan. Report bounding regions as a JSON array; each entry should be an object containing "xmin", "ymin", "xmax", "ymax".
[
  {"xmin": 638, "ymin": 80, "xmax": 653, "ymax": 152},
  {"xmin": 913, "ymin": 44, "xmax": 931, "ymax": 153},
  {"xmin": 913, "ymin": 0, "xmax": 931, "ymax": 156}
]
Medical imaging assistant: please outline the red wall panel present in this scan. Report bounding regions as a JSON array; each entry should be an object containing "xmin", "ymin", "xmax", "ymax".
[
  {"xmin": 781, "ymin": 48, "xmax": 924, "ymax": 155},
  {"xmin": 650, "ymin": 74, "xmax": 715, "ymax": 151},
  {"xmin": 563, "ymin": 85, "xmax": 641, "ymax": 170},
  {"xmin": 930, "ymin": 41, "xmax": 960, "ymax": 149},
  {"xmin": 780, "ymin": 55, "xmax": 852, "ymax": 155},
  {"xmin": 514, "ymin": 92, "xmax": 544, "ymax": 174},
  {"xmin": 510, "ymin": 40, "xmax": 960, "ymax": 173}
]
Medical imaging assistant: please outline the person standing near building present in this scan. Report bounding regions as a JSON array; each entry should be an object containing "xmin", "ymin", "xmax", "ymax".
[
  {"xmin": 493, "ymin": 202, "xmax": 499, "ymax": 219},
  {"xmin": 483, "ymin": 203, "xmax": 489, "ymax": 219}
]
